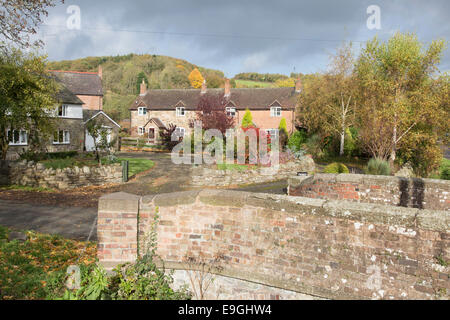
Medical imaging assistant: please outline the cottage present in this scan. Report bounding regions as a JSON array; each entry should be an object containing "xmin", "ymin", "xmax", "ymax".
[
  {"xmin": 5, "ymin": 67, "xmax": 120, "ymax": 159},
  {"xmin": 129, "ymin": 79, "xmax": 302, "ymax": 143}
]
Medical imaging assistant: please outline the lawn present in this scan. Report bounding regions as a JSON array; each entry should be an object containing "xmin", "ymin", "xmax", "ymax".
[
  {"xmin": 39, "ymin": 155, "xmax": 155, "ymax": 178},
  {"xmin": 118, "ymin": 158, "xmax": 155, "ymax": 177},
  {"xmin": 0, "ymin": 225, "xmax": 96, "ymax": 300}
]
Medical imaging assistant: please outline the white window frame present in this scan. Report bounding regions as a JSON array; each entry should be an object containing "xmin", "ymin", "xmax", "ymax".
[
  {"xmin": 58, "ymin": 105, "xmax": 69, "ymax": 118},
  {"xmin": 174, "ymin": 127, "xmax": 186, "ymax": 137},
  {"xmin": 176, "ymin": 107, "xmax": 186, "ymax": 117},
  {"xmin": 138, "ymin": 107, "xmax": 147, "ymax": 116},
  {"xmin": 53, "ymin": 130, "xmax": 70, "ymax": 145},
  {"xmin": 226, "ymin": 107, "xmax": 236, "ymax": 117},
  {"xmin": 270, "ymin": 107, "xmax": 282, "ymax": 117},
  {"xmin": 138, "ymin": 127, "xmax": 145, "ymax": 136},
  {"xmin": 7, "ymin": 130, "xmax": 28, "ymax": 146}
]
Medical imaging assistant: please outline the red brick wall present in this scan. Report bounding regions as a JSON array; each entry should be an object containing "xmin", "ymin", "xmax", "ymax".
[
  {"xmin": 97, "ymin": 190, "xmax": 449, "ymax": 300},
  {"xmin": 289, "ymin": 174, "xmax": 450, "ymax": 211},
  {"xmin": 77, "ymin": 95, "xmax": 103, "ymax": 110}
]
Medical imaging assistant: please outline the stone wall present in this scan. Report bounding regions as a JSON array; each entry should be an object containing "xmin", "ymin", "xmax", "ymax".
[
  {"xmin": 288, "ymin": 174, "xmax": 450, "ymax": 211},
  {"xmin": 0, "ymin": 161, "xmax": 10, "ymax": 185},
  {"xmin": 191, "ymin": 157, "xmax": 315, "ymax": 187},
  {"xmin": 97, "ymin": 190, "xmax": 449, "ymax": 300},
  {"xmin": 1, "ymin": 160, "xmax": 123, "ymax": 189}
]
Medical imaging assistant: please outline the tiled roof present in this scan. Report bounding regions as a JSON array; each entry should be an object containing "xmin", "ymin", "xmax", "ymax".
[
  {"xmin": 55, "ymin": 83, "xmax": 84, "ymax": 104},
  {"xmin": 130, "ymin": 87, "xmax": 298, "ymax": 111},
  {"xmin": 50, "ymin": 71, "xmax": 103, "ymax": 96}
]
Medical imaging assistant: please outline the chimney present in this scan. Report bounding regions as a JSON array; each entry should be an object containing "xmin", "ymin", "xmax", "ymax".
[
  {"xmin": 201, "ymin": 80, "xmax": 207, "ymax": 94},
  {"xmin": 98, "ymin": 65, "xmax": 103, "ymax": 80},
  {"xmin": 224, "ymin": 78, "xmax": 231, "ymax": 97},
  {"xmin": 140, "ymin": 79, "xmax": 147, "ymax": 95},
  {"xmin": 295, "ymin": 77, "xmax": 302, "ymax": 93}
]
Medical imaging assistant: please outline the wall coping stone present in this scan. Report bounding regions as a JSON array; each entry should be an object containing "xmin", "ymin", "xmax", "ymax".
[
  {"xmin": 100, "ymin": 190, "xmax": 449, "ymax": 232},
  {"xmin": 289, "ymin": 173, "xmax": 450, "ymax": 189},
  {"xmin": 98, "ymin": 192, "xmax": 141, "ymax": 213}
]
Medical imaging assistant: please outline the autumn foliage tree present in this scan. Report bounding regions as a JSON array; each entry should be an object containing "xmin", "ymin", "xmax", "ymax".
[
  {"xmin": 188, "ymin": 68, "xmax": 204, "ymax": 89},
  {"xmin": 0, "ymin": 0, "xmax": 64, "ymax": 51},
  {"xmin": 298, "ymin": 43, "xmax": 357, "ymax": 156},
  {"xmin": 355, "ymin": 32, "xmax": 447, "ymax": 167},
  {"xmin": 196, "ymin": 94, "xmax": 235, "ymax": 134}
]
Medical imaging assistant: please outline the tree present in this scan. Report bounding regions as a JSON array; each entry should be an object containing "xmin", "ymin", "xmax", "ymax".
[
  {"xmin": 241, "ymin": 109, "xmax": 253, "ymax": 128},
  {"xmin": 275, "ymin": 78, "xmax": 295, "ymax": 88},
  {"xmin": 355, "ymin": 33, "xmax": 447, "ymax": 163},
  {"xmin": 0, "ymin": 48, "xmax": 57, "ymax": 160},
  {"xmin": 298, "ymin": 43, "xmax": 357, "ymax": 156},
  {"xmin": 85, "ymin": 118, "xmax": 115, "ymax": 164},
  {"xmin": 278, "ymin": 118, "xmax": 289, "ymax": 149},
  {"xmin": 188, "ymin": 68, "xmax": 204, "ymax": 89},
  {"xmin": 196, "ymin": 94, "xmax": 234, "ymax": 134},
  {"xmin": 160, "ymin": 124, "xmax": 181, "ymax": 150},
  {"xmin": 0, "ymin": 0, "xmax": 64, "ymax": 50}
]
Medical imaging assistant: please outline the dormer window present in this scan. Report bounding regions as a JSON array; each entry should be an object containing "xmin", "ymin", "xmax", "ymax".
[
  {"xmin": 58, "ymin": 105, "xmax": 68, "ymax": 117},
  {"xmin": 270, "ymin": 107, "xmax": 282, "ymax": 117},
  {"xmin": 176, "ymin": 107, "xmax": 186, "ymax": 117},
  {"xmin": 138, "ymin": 107, "xmax": 147, "ymax": 116}
]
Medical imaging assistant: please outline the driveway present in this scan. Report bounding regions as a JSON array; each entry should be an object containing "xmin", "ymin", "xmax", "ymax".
[
  {"xmin": 0, "ymin": 199, "xmax": 97, "ymax": 241},
  {"xmin": 0, "ymin": 152, "xmax": 288, "ymax": 240}
]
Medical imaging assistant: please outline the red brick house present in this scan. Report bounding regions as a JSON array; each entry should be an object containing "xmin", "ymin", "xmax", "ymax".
[{"xmin": 129, "ymin": 79, "xmax": 301, "ymax": 144}]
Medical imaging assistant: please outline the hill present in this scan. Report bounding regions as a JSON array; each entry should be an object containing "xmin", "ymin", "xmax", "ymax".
[{"xmin": 47, "ymin": 54, "xmax": 226, "ymax": 121}]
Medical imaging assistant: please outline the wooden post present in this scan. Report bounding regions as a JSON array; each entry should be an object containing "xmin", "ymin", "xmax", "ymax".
[{"xmin": 122, "ymin": 160, "xmax": 129, "ymax": 182}]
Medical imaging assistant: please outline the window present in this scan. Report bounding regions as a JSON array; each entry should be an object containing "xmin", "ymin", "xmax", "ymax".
[
  {"xmin": 174, "ymin": 127, "xmax": 185, "ymax": 137},
  {"xmin": 58, "ymin": 105, "xmax": 69, "ymax": 117},
  {"xmin": 226, "ymin": 107, "xmax": 236, "ymax": 117},
  {"xmin": 138, "ymin": 127, "xmax": 145, "ymax": 136},
  {"xmin": 53, "ymin": 130, "xmax": 70, "ymax": 144},
  {"xmin": 176, "ymin": 107, "xmax": 186, "ymax": 117},
  {"xmin": 270, "ymin": 107, "xmax": 282, "ymax": 117},
  {"xmin": 7, "ymin": 130, "xmax": 28, "ymax": 146},
  {"xmin": 138, "ymin": 107, "xmax": 147, "ymax": 116}
]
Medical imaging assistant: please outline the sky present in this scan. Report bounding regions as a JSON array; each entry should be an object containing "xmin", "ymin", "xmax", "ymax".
[{"xmin": 38, "ymin": 0, "xmax": 450, "ymax": 77}]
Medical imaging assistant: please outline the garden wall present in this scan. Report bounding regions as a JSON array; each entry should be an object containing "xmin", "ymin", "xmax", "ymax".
[
  {"xmin": 97, "ymin": 190, "xmax": 449, "ymax": 300},
  {"xmin": 288, "ymin": 174, "xmax": 450, "ymax": 211},
  {"xmin": 1, "ymin": 160, "xmax": 123, "ymax": 189},
  {"xmin": 191, "ymin": 157, "xmax": 315, "ymax": 187}
]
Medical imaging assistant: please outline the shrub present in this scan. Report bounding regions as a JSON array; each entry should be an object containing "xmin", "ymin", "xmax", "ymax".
[
  {"xmin": 287, "ymin": 130, "xmax": 307, "ymax": 152},
  {"xmin": 344, "ymin": 128, "xmax": 357, "ymax": 157},
  {"xmin": 365, "ymin": 158, "xmax": 391, "ymax": 176},
  {"xmin": 324, "ymin": 162, "xmax": 350, "ymax": 174},
  {"xmin": 440, "ymin": 159, "xmax": 450, "ymax": 180},
  {"xmin": 305, "ymin": 134, "xmax": 324, "ymax": 158}
]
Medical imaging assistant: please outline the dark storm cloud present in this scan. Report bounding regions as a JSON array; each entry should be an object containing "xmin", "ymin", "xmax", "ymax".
[{"xmin": 41, "ymin": 0, "xmax": 450, "ymax": 76}]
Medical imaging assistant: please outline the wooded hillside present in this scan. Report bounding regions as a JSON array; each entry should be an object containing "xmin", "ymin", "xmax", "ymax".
[{"xmin": 47, "ymin": 54, "xmax": 226, "ymax": 121}]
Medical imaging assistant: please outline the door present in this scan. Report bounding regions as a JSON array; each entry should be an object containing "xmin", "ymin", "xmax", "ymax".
[{"xmin": 148, "ymin": 128, "xmax": 155, "ymax": 142}]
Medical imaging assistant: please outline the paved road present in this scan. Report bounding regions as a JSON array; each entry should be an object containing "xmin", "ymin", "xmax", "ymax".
[
  {"xmin": 0, "ymin": 199, "xmax": 97, "ymax": 241},
  {"xmin": 0, "ymin": 152, "xmax": 288, "ymax": 240}
]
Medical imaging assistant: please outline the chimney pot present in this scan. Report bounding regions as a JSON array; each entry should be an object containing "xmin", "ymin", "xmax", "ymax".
[
  {"xmin": 140, "ymin": 79, "xmax": 147, "ymax": 95},
  {"xmin": 224, "ymin": 78, "xmax": 231, "ymax": 97},
  {"xmin": 201, "ymin": 80, "xmax": 207, "ymax": 94},
  {"xmin": 295, "ymin": 77, "xmax": 302, "ymax": 93}
]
